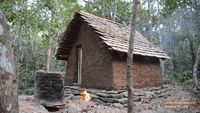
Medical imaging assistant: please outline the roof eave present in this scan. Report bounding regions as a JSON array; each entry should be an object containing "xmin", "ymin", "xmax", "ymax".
[{"xmin": 56, "ymin": 55, "xmax": 68, "ymax": 61}]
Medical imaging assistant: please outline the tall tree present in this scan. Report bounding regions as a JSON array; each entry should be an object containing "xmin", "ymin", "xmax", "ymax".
[
  {"xmin": 46, "ymin": 35, "xmax": 52, "ymax": 71},
  {"xmin": 127, "ymin": 0, "xmax": 139, "ymax": 113},
  {"xmin": 83, "ymin": 0, "xmax": 132, "ymax": 25},
  {"xmin": 0, "ymin": 11, "xmax": 18, "ymax": 113},
  {"xmin": 147, "ymin": 0, "xmax": 152, "ymax": 41},
  {"xmin": 193, "ymin": 45, "xmax": 200, "ymax": 90},
  {"xmin": 0, "ymin": 0, "xmax": 80, "ymax": 93}
]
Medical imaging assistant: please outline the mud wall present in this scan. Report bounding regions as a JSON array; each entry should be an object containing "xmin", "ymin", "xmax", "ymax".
[
  {"xmin": 65, "ymin": 22, "xmax": 113, "ymax": 89},
  {"xmin": 112, "ymin": 54, "xmax": 163, "ymax": 89}
]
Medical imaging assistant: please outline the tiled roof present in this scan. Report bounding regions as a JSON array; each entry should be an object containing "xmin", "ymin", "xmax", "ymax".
[{"xmin": 56, "ymin": 11, "xmax": 170, "ymax": 60}]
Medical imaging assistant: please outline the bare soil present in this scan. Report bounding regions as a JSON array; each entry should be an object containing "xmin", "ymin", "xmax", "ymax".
[{"xmin": 19, "ymin": 84, "xmax": 200, "ymax": 113}]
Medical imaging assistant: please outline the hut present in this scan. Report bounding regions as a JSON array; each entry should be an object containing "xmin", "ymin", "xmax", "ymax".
[{"xmin": 56, "ymin": 11, "xmax": 170, "ymax": 90}]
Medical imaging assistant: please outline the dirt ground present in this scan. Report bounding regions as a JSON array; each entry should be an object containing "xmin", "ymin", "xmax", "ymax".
[
  {"xmin": 19, "ymin": 95, "xmax": 126, "ymax": 113},
  {"xmin": 19, "ymin": 84, "xmax": 200, "ymax": 113},
  {"xmin": 19, "ymin": 95, "xmax": 49, "ymax": 113}
]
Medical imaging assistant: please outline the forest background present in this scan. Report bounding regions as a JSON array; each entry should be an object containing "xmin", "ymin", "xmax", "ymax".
[{"xmin": 0, "ymin": 0, "xmax": 199, "ymax": 94}]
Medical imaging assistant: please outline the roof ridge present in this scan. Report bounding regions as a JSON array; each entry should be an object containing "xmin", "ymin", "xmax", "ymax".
[
  {"xmin": 78, "ymin": 11, "xmax": 129, "ymax": 28},
  {"xmin": 56, "ymin": 11, "xmax": 170, "ymax": 60}
]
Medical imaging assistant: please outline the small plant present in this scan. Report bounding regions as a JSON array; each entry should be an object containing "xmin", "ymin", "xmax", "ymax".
[{"xmin": 163, "ymin": 71, "xmax": 192, "ymax": 85}]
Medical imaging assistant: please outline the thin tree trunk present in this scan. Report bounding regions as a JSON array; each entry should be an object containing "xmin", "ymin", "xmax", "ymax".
[
  {"xmin": 147, "ymin": 0, "xmax": 152, "ymax": 41},
  {"xmin": 188, "ymin": 36, "xmax": 195, "ymax": 64},
  {"xmin": 185, "ymin": 19, "xmax": 195, "ymax": 65},
  {"xmin": 193, "ymin": 45, "xmax": 200, "ymax": 89},
  {"xmin": 182, "ymin": 8, "xmax": 195, "ymax": 66},
  {"xmin": 111, "ymin": 0, "xmax": 117, "ymax": 21},
  {"xmin": 46, "ymin": 1, "xmax": 56, "ymax": 72},
  {"xmin": 46, "ymin": 36, "xmax": 52, "ymax": 71},
  {"xmin": 127, "ymin": 0, "xmax": 139, "ymax": 113},
  {"xmin": 0, "ymin": 11, "xmax": 18, "ymax": 113},
  {"xmin": 157, "ymin": 0, "xmax": 165, "ymax": 75}
]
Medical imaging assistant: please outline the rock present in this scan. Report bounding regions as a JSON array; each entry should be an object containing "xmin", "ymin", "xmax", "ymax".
[
  {"xmin": 110, "ymin": 94, "xmax": 124, "ymax": 98},
  {"xmin": 100, "ymin": 97, "xmax": 116, "ymax": 103},
  {"xmin": 106, "ymin": 90, "xmax": 120, "ymax": 94},
  {"xmin": 140, "ymin": 110, "xmax": 158, "ymax": 113},
  {"xmin": 145, "ymin": 91, "xmax": 154, "ymax": 95},
  {"xmin": 141, "ymin": 97, "xmax": 150, "ymax": 104},
  {"xmin": 92, "ymin": 98, "xmax": 105, "ymax": 104},
  {"xmin": 161, "ymin": 89, "xmax": 168, "ymax": 93},
  {"xmin": 161, "ymin": 85, "xmax": 169, "ymax": 89},
  {"xmin": 68, "ymin": 86, "xmax": 81, "ymax": 90},
  {"xmin": 113, "ymin": 103, "xmax": 123, "ymax": 108},
  {"xmin": 149, "ymin": 87, "xmax": 160, "ymax": 91},
  {"xmin": 96, "ymin": 93, "xmax": 110, "ymax": 98},
  {"xmin": 154, "ymin": 90, "xmax": 162, "ymax": 94},
  {"xmin": 64, "ymin": 94, "xmax": 73, "ymax": 98},
  {"xmin": 87, "ymin": 89, "xmax": 97, "ymax": 94},
  {"xmin": 123, "ymin": 104, "xmax": 127, "ymax": 107},
  {"xmin": 117, "ymin": 90, "xmax": 127, "ymax": 93},
  {"xmin": 134, "ymin": 91, "xmax": 145, "ymax": 96},
  {"xmin": 98, "ymin": 90, "xmax": 108, "ymax": 94},
  {"xmin": 145, "ymin": 91, "xmax": 155, "ymax": 100},
  {"xmin": 73, "ymin": 92, "xmax": 80, "ymax": 96},
  {"xmin": 134, "ymin": 101, "xmax": 142, "ymax": 107},
  {"xmin": 147, "ymin": 105, "xmax": 153, "ymax": 110},
  {"xmin": 64, "ymin": 90, "xmax": 72, "ymax": 94},
  {"xmin": 70, "ymin": 96, "xmax": 80, "ymax": 100},
  {"xmin": 25, "ymin": 96, "xmax": 33, "ymax": 101},
  {"xmin": 159, "ymin": 93, "xmax": 170, "ymax": 99},
  {"xmin": 115, "ymin": 98, "xmax": 127, "ymax": 104},
  {"xmin": 136, "ymin": 108, "xmax": 142, "ymax": 113},
  {"xmin": 122, "ymin": 92, "xmax": 128, "ymax": 98},
  {"xmin": 19, "ymin": 95, "xmax": 34, "ymax": 102},
  {"xmin": 90, "ymin": 94, "xmax": 99, "ymax": 99},
  {"xmin": 133, "ymin": 96, "xmax": 141, "ymax": 102}
]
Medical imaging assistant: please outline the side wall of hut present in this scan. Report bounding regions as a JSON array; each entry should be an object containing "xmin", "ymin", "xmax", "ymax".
[
  {"xmin": 112, "ymin": 54, "xmax": 163, "ymax": 89},
  {"xmin": 65, "ymin": 22, "xmax": 114, "ymax": 89}
]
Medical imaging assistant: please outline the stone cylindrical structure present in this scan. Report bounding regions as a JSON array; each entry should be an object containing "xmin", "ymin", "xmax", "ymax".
[{"xmin": 34, "ymin": 71, "xmax": 64, "ymax": 102}]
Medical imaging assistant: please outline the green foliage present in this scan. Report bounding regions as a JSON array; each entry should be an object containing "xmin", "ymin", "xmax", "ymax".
[
  {"xmin": 83, "ymin": 0, "xmax": 131, "ymax": 25},
  {"xmin": 0, "ymin": 0, "xmax": 80, "ymax": 94},
  {"xmin": 164, "ymin": 71, "xmax": 191, "ymax": 85},
  {"xmin": 161, "ymin": 0, "xmax": 192, "ymax": 17}
]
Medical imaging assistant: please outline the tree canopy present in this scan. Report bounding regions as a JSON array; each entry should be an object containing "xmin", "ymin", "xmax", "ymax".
[{"xmin": 0, "ymin": 0, "xmax": 199, "ymax": 94}]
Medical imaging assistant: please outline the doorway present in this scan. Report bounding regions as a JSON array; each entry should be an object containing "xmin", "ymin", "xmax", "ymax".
[{"xmin": 77, "ymin": 46, "xmax": 82, "ymax": 85}]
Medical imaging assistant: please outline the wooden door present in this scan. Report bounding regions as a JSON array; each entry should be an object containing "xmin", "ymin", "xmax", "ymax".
[{"xmin": 77, "ymin": 47, "xmax": 82, "ymax": 85}]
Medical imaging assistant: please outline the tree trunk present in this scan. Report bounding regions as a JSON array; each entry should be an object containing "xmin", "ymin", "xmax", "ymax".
[
  {"xmin": 111, "ymin": 0, "xmax": 117, "ymax": 21},
  {"xmin": 182, "ymin": 8, "xmax": 195, "ymax": 66},
  {"xmin": 127, "ymin": 0, "xmax": 139, "ymax": 113},
  {"xmin": 147, "ymin": 0, "xmax": 152, "ymax": 41},
  {"xmin": 157, "ymin": 0, "xmax": 165, "ymax": 75},
  {"xmin": 0, "ymin": 11, "xmax": 18, "ymax": 113},
  {"xmin": 46, "ymin": 36, "xmax": 52, "ymax": 71},
  {"xmin": 193, "ymin": 45, "xmax": 200, "ymax": 89},
  {"xmin": 185, "ymin": 18, "xmax": 195, "ymax": 65}
]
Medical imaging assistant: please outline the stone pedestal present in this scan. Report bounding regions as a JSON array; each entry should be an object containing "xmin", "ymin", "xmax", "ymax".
[{"xmin": 34, "ymin": 71, "xmax": 64, "ymax": 102}]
